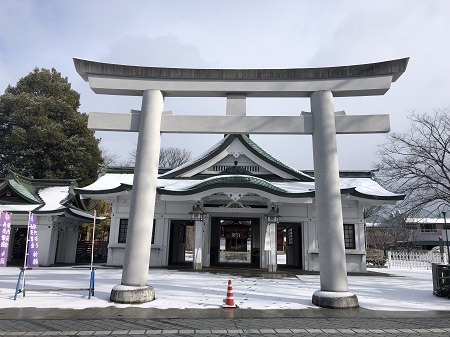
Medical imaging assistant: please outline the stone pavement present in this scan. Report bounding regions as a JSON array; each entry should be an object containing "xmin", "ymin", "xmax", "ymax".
[{"xmin": 1, "ymin": 307, "xmax": 450, "ymax": 336}]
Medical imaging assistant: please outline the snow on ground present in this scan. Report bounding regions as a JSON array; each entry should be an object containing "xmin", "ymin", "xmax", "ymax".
[{"xmin": 0, "ymin": 266, "xmax": 449, "ymax": 311}]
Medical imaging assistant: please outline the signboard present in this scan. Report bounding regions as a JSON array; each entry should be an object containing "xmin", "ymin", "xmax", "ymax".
[
  {"xmin": 0, "ymin": 212, "xmax": 11, "ymax": 267},
  {"xmin": 264, "ymin": 224, "xmax": 272, "ymax": 251}
]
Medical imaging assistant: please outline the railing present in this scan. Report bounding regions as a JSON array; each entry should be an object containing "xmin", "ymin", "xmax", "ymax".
[{"xmin": 387, "ymin": 250, "xmax": 448, "ymax": 269}]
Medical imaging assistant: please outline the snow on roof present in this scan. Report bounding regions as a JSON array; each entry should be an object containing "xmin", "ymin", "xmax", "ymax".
[
  {"xmin": 37, "ymin": 186, "xmax": 70, "ymax": 212},
  {"xmin": 406, "ymin": 218, "xmax": 447, "ymax": 224},
  {"xmin": 340, "ymin": 178, "xmax": 403, "ymax": 198},
  {"xmin": 0, "ymin": 186, "xmax": 70, "ymax": 213},
  {"xmin": 78, "ymin": 172, "xmax": 401, "ymax": 200},
  {"xmin": 79, "ymin": 173, "xmax": 134, "ymax": 192}
]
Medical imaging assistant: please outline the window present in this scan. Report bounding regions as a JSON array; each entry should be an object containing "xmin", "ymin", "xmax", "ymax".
[
  {"xmin": 151, "ymin": 219, "xmax": 156, "ymax": 244},
  {"xmin": 343, "ymin": 224, "xmax": 356, "ymax": 249},
  {"xmin": 117, "ymin": 218, "xmax": 156, "ymax": 244},
  {"xmin": 420, "ymin": 223, "xmax": 437, "ymax": 232},
  {"xmin": 406, "ymin": 223, "xmax": 418, "ymax": 230},
  {"xmin": 118, "ymin": 219, "xmax": 128, "ymax": 243},
  {"xmin": 286, "ymin": 227, "xmax": 293, "ymax": 246}
]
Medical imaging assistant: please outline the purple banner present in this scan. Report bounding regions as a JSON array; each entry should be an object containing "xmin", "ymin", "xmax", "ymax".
[
  {"xmin": 0, "ymin": 212, "xmax": 12, "ymax": 267},
  {"xmin": 26, "ymin": 212, "xmax": 39, "ymax": 268}
]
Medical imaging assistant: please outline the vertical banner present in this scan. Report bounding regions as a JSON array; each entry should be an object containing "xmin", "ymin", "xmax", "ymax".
[
  {"xmin": 0, "ymin": 212, "xmax": 12, "ymax": 267},
  {"xmin": 26, "ymin": 212, "xmax": 39, "ymax": 268}
]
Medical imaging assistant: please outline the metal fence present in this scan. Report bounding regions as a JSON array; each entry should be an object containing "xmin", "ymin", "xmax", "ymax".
[
  {"xmin": 387, "ymin": 250, "xmax": 448, "ymax": 269},
  {"xmin": 75, "ymin": 240, "xmax": 108, "ymax": 263}
]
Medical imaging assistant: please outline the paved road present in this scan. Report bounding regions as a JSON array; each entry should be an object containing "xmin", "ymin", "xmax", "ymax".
[{"xmin": 1, "ymin": 308, "xmax": 450, "ymax": 336}]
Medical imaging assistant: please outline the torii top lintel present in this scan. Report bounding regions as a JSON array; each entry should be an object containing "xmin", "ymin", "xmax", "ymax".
[{"xmin": 73, "ymin": 58, "xmax": 409, "ymax": 98}]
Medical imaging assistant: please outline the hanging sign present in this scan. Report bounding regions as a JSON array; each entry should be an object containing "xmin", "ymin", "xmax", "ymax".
[
  {"xmin": 26, "ymin": 212, "xmax": 39, "ymax": 268},
  {"xmin": 0, "ymin": 212, "xmax": 12, "ymax": 267},
  {"xmin": 264, "ymin": 224, "xmax": 272, "ymax": 251},
  {"xmin": 220, "ymin": 236, "xmax": 226, "ymax": 251}
]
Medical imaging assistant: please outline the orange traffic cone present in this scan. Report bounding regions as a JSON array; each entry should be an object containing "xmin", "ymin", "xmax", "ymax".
[{"xmin": 223, "ymin": 279, "xmax": 237, "ymax": 308}]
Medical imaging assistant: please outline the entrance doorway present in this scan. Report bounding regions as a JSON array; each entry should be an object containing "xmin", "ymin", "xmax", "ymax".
[
  {"xmin": 278, "ymin": 223, "xmax": 302, "ymax": 268},
  {"xmin": 168, "ymin": 220, "xmax": 194, "ymax": 265},
  {"xmin": 10, "ymin": 227, "xmax": 27, "ymax": 265},
  {"xmin": 210, "ymin": 217, "xmax": 260, "ymax": 267}
]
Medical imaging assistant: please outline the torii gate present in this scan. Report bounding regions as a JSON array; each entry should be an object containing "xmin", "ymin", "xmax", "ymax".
[{"xmin": 74, "ymin": 57, "xmax": 408, "ymax": 308}]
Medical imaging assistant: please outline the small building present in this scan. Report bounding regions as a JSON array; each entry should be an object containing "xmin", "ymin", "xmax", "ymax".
[
  {"xmin": 365, "ymin": 215, "xmax": 450, "ymax": 252},
  {"xmin": 0, "ymin": 171, "xmax": 97, "ymax": 266},
  {"xmin": 77, "ymin": 134, "xmax": 403, "ymax": 272},
  {"xmin": 405, "ymin": 217, "xmax": 450, "ymax": 250}
]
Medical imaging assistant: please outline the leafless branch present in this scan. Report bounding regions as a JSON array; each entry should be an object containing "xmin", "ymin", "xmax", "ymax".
[{"xmin": 376, "ymin": 108, "xmax": 450, "ymax": 214}]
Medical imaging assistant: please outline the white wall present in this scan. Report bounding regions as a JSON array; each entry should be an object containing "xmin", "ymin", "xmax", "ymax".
[{"xmin": 106, "ymin": 194, "xmax": 368, "ymax": 272}]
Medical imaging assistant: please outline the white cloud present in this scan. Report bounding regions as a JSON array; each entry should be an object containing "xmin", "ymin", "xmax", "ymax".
[{"xmin": 1, "ymin": 0, "xmax": 449, "ymax": 171}]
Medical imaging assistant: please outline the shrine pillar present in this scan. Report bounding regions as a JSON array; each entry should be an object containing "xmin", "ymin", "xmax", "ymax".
[
  {"xmin": 193, "ymin": 220, "xmax": 203, "ymax": 270},
  {"xmin": 110, "ymin": 89, "xmax": 163, "ymax": 303},
  {"xmin": 310, "ymin": 90, "xmax": 358, "ymax": 308}
]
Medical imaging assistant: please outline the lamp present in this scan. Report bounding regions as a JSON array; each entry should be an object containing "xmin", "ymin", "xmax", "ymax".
[
  {"xmin": 443, "ymin": 210, "xmax": 449, "ymax": 263},
  {"xmin": 190, "ymin": 203, "xmax": 205, "ymax": 222},
  {"xmin": 266, "ymin": 206, "xmax": 280, "ymax": 224}
]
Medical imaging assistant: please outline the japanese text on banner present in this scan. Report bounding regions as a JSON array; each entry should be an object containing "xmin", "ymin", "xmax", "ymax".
[
  {"xmin": 26, "ymin": 212, "xmax": 39, "ymax": 268},
  {"xmin": 0, "ymin": 212, "xmax": 12, "ymax": 267}
]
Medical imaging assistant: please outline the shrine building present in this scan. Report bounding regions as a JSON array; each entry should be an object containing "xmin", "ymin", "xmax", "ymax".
[{"xmin": 76, "ymin": 133, "xmax": 403, "ymax": 272}]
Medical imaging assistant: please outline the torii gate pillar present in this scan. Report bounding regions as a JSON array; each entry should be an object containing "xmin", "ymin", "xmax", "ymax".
[
  {"xmin": 109, "ymin": 89, "xmax": 163, "ymax": 303},
  {"xmin": 311, "ymin": 91, "xmax": 358, "ymax": 308}
]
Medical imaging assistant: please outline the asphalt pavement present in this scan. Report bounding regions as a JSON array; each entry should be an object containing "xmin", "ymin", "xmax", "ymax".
[{"xmin": 1, "ymin": 307, "xmax": 450, "ymax": 336}]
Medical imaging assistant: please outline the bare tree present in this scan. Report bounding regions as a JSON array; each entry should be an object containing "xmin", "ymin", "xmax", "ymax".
[
  {"xmin": 127, "ymin": 146, "xmax": 192, "ymax": 168},
  {"xmin": 363, "ymin": 206, "xmax": 383, "ymax": 223},
  {"xmin": 376, "ymin": 108, "xmax": 450, "ymax": 214},
  {"xmin": 159, "ymin": 147, "xmax": 192, "ymax": 168},
  {"xmin": 366, "ymin": 211, "xmax": 417, "ymax": 251},
  {"xmin": 101, "ymin": 148, "xmax": 121, "ymax": 167}
]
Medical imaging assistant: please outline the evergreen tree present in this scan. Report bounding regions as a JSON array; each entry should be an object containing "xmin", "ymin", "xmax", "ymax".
[{"xmin": 0, "ymin": 68, "xmax": 103, "ymax": 185}]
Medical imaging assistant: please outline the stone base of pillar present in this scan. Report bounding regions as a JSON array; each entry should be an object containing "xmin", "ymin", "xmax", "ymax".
[
  {"xmin": 110, "ymin": 284, "xmax": 155, "ymax": 304},
  {"xmin": 312, "ymin": 290, "xmax": 359, "ymax": 309},
  {"xmin": 194, "ymin": 263, "xmax": 202, "ymax": 270}
]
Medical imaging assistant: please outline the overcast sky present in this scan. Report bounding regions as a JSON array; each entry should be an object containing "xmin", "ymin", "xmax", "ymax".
[{"xmin": 1, "ymin": 1, "xmax": 449, "ymax": 171}]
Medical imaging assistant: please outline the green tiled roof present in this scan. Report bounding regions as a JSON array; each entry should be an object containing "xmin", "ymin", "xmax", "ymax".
[
  {"xmin": 159, "ymin": 134, "xmax": 314, "ymax": 181},
  {"xmin": 101, "ymin": 166, "xmax": 136, "ymax": 175},
  {"xmin": 1, "ymin": 170, "xmax": 79, "ymax": 208},
  {"xmin": 158, "ymin": 175, "xmax": 315, "ymax": 198},
  {"xmin": 239, "ymin": 134, "xmax": 313, "ymax": 181},
  {"xmin": 6, "ymin": 173, "xmax": 42, "ymax": 204},
  {"xmin": 159, "ymin": 135, "xmax": 233, "ymax": 179},
  {"xmin": 193, "ymin": 176, "xmax": 287, "ymax": 192}
]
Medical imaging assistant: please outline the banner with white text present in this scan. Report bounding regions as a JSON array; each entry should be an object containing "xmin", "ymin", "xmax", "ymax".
[
  {"xmin": 26, "ymin": 212, "xmax": 39, "ymax": 268},
  {"xmin": 0, "ymin": 212, "xmax": 12, "ymax": 267}
]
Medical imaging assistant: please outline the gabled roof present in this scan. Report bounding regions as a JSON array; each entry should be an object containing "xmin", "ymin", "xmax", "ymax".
[
  {"xmin": 0, "ymin": 171, "xmax": 98, "ymax": 220},
  {"xmin": 77, "ymin": 170, "xmax": 404, "ymax": 202},
  {"xmin": 0, "ymin": 172, "xmax": 43, "ymax": 204},
  {"xmin": 76, "ymin": 135, "xmax": 404, "ymax": 203},
  {"xmin": 159, "ymin": 134, "xmax": 314, "ymax": 181}
]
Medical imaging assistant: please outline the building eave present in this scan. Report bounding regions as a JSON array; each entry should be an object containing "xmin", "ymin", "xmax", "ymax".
[{"xmin": 75, "ymin": 183, "xmax": 132, "ymax": 198}]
